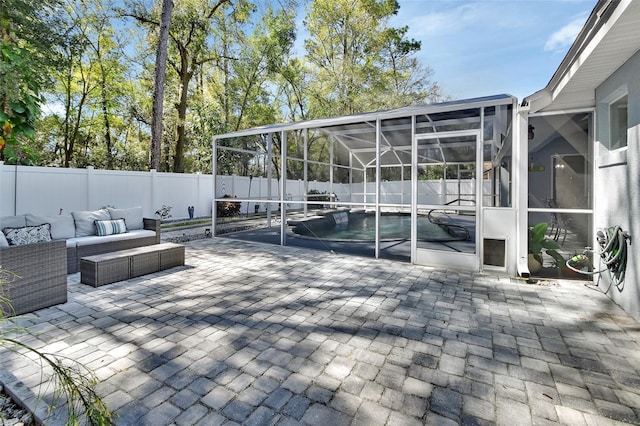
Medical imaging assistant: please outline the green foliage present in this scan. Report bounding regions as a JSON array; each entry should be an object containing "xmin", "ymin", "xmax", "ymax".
[
  {"xmin": 155, "ymin": 205, "xmax": 173, "ymax": 220},
  {"xmin": 9, "ymin": 0, "xmax": 445, "ymax": 173},
  {"xmin": 0, "ymin": 268, "xmax": 115, "ymax": 425},
  {"xmin": 0, "ymin": 0, "xmax": 64, "ymax": 164},
  {"xmin": 307, "ymin": 189, "xmax": 330, "ymax": 209},
  {"xmin": 528, "ymin": 222, "xmax": 563, "ymax": 266},
  {"xmin": 216, "ymin": 194, "xmax": 241, "ymax": 217},
  {"xmin": 39, "ymin": 0, "xmax": 146, "ymax": 169},
  {"xmin": 304, "ymin": 0, "xmax": 442, "ymax": 117}
]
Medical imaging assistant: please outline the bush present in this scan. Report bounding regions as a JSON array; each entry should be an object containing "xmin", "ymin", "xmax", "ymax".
[
  {"xmin": 155, "ymin": 205, "xmax": 172, "ymax": 220},
  {"xmin": 217, "ymin": 194, "xmax": 241, "ymax": 217},
  {"xmin": 307, "ymin": 189, "xmax": 330, "ymax": 209}
]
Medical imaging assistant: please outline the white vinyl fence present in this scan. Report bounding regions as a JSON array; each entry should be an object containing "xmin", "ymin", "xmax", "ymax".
[
  {"xmin": 0, "ymin": 162, "xmax": 489, "ymax": 220},
  {"xmin": 0, "ymin": 164, "xmax": 213, "ymax": 219},
  {"xmin": 0, "ymin": 164, "xmax": 337, "ymax": 219}
]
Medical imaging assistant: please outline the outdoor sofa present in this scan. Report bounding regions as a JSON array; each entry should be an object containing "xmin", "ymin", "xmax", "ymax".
[{"xmin": 0, "ymin": 207, "xmax": 160, "ymax": 315}]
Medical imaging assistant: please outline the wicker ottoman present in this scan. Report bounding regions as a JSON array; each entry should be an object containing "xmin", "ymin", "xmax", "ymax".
[{"xmin": 80, "ymin": 243, "xmax": 185, "ymax": 287}]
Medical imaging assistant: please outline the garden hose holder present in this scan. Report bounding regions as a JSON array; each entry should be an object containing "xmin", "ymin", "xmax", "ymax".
[{"xmin": 565, "ymin": 225, "xmax": 631, "ymax": 291}]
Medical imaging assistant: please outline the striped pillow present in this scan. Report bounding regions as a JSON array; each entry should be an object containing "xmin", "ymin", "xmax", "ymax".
[{"xmin": 95, "ymin": 219, "xmax": 127, "ymax": 236}]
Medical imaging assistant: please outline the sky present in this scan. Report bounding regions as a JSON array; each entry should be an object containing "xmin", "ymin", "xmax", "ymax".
[{"xmin": 384, "ymin": 0, "xmax": 597, "ymax": 102}]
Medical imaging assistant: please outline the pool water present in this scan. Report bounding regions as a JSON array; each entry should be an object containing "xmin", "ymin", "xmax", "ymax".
[{"xmin": 294, "ymin": 214, "xmax": 462, "ymax": 241}]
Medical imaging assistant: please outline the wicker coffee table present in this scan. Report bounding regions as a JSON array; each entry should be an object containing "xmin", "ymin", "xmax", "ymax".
[{"xmin": 80, "ymin": 242, "xmax": 185, "ymax": 287}]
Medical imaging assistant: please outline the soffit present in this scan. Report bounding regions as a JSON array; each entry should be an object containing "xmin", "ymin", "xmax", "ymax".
[{"xmin": 529, "ymin": 0, "xmax": 640, "ymax": 112}]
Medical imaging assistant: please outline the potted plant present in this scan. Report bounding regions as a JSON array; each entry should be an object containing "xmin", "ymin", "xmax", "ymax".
[{"xmin": 528, "ymin": 222, "xmax": 563, "ymax": 273}]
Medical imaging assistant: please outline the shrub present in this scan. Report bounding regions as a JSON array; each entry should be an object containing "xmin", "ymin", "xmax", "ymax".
[
  {"xmin": 307, "ymin": 189, "xmax": 330, "ymax": 209},
  {"xmin": 155, "ymin": 205, "xmax": 172, "ymax": 220},
  {"xmin": 217, "ymin": 194, "xmax": 241, "ymax": 217}
]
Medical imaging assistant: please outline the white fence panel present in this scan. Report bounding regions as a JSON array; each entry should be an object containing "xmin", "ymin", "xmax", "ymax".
[
  {"xmin": 2, "ymin": 166, "xmax": 89, "ymax": 216},
  {"xmin": 154, "ymin": 172, "xmax": 202, "ymax": 219},
  {"xmin": 1, "ymin": 163, "xmax": 495, "ymax": 220},
  {"xmin": 91, "ymin": 169, "xmax": 152, "ymax": 214}
]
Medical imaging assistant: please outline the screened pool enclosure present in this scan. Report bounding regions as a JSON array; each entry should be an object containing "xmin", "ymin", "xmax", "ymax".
[{"xmin": 213, "ymin": 95, "xmax": 519, "ymax": 272}]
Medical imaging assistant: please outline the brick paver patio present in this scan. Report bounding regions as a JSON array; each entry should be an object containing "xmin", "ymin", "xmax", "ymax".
[{"xmin": 2, "ymin": 238, "xmax": 640, "ymax": 425}]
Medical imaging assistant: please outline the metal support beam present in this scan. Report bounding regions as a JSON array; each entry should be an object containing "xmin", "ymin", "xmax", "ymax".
[
  {"xmin": 304, "ymin": 129, "xmax": 308, "ymax": 216},
  {"xmin": 212, "ymin": 137, "xmax": 218, "ymax": 237},
  {"xmin": 375, "ymin": 118, "xmax": 381, "ymax": 259},
  {"xmin": 515, "ymin": 109, "xmax": 530, "ymax": 277},
  {"xmin": 266, "ymin": 133, "xmax": 273, "ymax": 228},
  {"xmin": 281, "ymin": 131, "xmax": 287, "ymax": 246}
]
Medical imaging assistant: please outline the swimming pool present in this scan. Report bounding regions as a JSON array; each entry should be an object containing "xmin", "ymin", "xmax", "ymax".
[{"xmin": 292, "ymin": 212, "xmax": 470, "ymax": 242}]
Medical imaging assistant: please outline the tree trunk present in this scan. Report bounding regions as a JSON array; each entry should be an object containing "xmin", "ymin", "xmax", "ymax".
[
  {"xmin": 150, "ymin": 0, "xmax": 173, "ymax": 171},
  {"xmin": 99, "ymin": 64, "xmax": 113, "ymax": 169},
  {"xmin": 173, "ymin": 67, "xmax": 191, "ymax": 173}
]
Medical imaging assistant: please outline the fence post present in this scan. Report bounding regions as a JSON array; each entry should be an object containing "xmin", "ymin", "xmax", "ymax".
[
  {"xmin": 150, "ymin": 169, "xmax": 157, "ymax": 217},
  {"xmin": 196, "ymin": 172, "xmax": 202, "ymax": 217},
  {"xmin": 86, "ymin": 166, "xmax": 94, "ymax": 209}
]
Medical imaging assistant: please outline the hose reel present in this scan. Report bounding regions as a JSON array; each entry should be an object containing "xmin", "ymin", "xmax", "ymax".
[{"xmin": 565, "ymin": 225, "xmax": 631, "ymax": 291}]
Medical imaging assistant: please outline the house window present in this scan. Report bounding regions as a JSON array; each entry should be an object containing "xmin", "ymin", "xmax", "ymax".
[{"xmin": 610, "ymin": 95, "xmax": 628, "ymax": 150}]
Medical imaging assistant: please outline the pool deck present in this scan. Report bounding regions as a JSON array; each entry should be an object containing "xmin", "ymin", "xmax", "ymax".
[{"xmin": 1, "ymin": 237, "xmax": 640, "ymax": 425}]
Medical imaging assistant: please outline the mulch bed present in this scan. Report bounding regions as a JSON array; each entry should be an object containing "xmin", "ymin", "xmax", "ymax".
[{"xmin": 0, "ymin": 387, "xmax": 34, "ymax": 425}]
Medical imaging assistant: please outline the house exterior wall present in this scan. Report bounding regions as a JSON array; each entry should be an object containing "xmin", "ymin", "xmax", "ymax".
[{"xmin": 595, "ymin": 49, "xmax": 640, "ymax": 320}]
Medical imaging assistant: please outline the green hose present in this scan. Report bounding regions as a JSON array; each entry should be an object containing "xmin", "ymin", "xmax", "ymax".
[
  {"xmin": 601, "ymin": 226, "xmax": 629, "ymax": 285},
  {"xmin": 565, "ymin": 226, "xmax": 631, "ymax": 289}
]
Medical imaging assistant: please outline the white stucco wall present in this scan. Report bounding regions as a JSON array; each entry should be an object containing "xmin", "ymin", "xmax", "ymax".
[{"xmin": 595, "ymin": 49, "xmax": 640, "ymax": 320}]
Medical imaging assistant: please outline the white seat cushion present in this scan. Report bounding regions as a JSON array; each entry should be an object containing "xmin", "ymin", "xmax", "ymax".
[{"xmin": 69, "ymin": 229, "xmax": 156, "ymax": 247}]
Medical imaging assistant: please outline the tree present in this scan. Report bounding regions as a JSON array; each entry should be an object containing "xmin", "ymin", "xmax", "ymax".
[
  {"xmin": 45, "ymin": 0, "xmax": 128, "ymax": 168},
  {"xmin": 0, "ymin": 0, "xmax": 63, "ymax": 164},
  {"xmin": 126, "ymin": 0, "xmax": 239, "ymax": 173},
  {"xmin": 377, "ymin": 26, "xmax": 444, "ymax": 108},
  {"xmin": 222, "ymin": 5, "xmax": 297, "ymax": 179},
  {"xmin": 11, "ymin": 0, "xmax": 446, "ymax": 174},
  {"xmin": 150, "ymin": 0, "xmax": 173, "ymax": 171},
  {"xmin": 26, "ymin": 0, "xmax": 151, "ymax": 170},
  {"xmin": 304, "ymin": 0, "xmax": 442, "ymax": 118}
]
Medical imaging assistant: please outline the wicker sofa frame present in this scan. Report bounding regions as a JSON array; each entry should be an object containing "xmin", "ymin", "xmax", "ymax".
[
  {"xmin": 0, "ymin": 240, "xmax": 67, "ymax": 316},
  {"xmin": 66, "ymin": 218, "xmax": 161, "ymax": 274},
  {"xmin": 0, "ymin": 215, "xmax": 161, "ymax": 315}
]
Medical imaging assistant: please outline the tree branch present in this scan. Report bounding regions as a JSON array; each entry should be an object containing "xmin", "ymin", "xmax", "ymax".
[
  {"xmin": 120, "ymin": 12, "xmax": 159, "ymax": 27},
  {"xmin": 207, "ymin": 0, "xmax": 231, "ymax": 20}
]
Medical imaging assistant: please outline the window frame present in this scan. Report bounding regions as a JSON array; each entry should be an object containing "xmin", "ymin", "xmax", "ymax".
[{"xmin": 609, "ymin": 93, "xmax": 628, "ymax": 151}]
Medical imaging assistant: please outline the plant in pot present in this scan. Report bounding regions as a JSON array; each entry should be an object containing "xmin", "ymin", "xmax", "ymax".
[{"xmin": 528, "ymin": 222, "xmax": 563, "ymax": 274}]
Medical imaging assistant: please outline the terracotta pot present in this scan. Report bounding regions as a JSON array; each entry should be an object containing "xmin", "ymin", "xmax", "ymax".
[{"xmin": 562, "ymin": 266, "xmax": 583, "ymax": 279}]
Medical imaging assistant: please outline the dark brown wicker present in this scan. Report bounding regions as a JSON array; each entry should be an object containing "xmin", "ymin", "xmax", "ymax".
[
  {"xmin": 160, "ymin": 245, "xmax": 185, "ymax": 270},
  {"xmin": 80, "ymin": 243, "xmax": 184, "ymax": 287},
  {"xmin": 79, "ymin": 252, "xmax": 130, "ymax": 287},
  {"xmin": 130, "ymin": 251, "xmax": 160, "ymax": 277},
  {"xmin": 0, "ymin": 240, "xmax": 67, "ymax": 316}
]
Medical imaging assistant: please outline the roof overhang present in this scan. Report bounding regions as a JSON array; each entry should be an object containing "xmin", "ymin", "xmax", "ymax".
[{"xmin": 523, "ymin": 0, "xmax": 640, "ymax": 113}]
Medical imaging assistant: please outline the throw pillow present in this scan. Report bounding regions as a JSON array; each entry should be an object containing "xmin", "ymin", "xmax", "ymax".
[
  {"xmin": 26, "ymin": 214, "xmax": 76, "ymax": 240},
  {"xmin": 95, "ymin": 219, "xmax": 128, "ymax": 236},
  {"xmin": 2, "ymin": 224, "xmax": 53, "ymax": 246},
  {"xmin": 107, "ymin": 206, "xmax": 143, "ymax": 230},
  {"xmin": 0, "ymin": 230, "xmax": 9, "ymax": 248},
  {"xmin": 0, "ymin": 215, "xmax": 27, "ymax": 229},
  {"xmin": 72, "ymin": 209, "xmax": 111, "ymax": 237}
]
